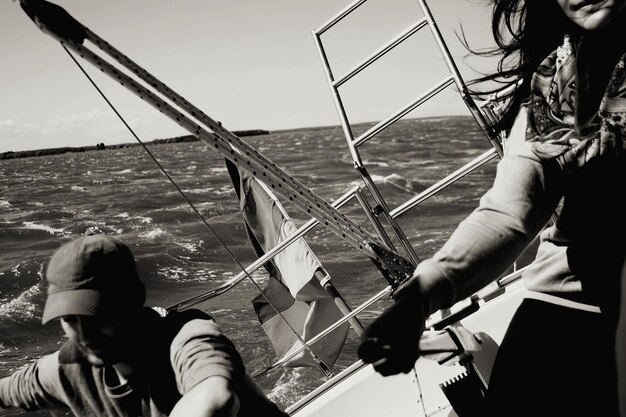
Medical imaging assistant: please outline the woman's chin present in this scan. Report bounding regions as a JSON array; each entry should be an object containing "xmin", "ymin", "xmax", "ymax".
[{"xmin": 570, "ymin": 4, "xmax": 626, "ymax": 31}]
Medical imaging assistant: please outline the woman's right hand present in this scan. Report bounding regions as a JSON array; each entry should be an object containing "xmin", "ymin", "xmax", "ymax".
[{"xmin": 357, "ymin": 280, "xmax": 428, "ymax": 376}]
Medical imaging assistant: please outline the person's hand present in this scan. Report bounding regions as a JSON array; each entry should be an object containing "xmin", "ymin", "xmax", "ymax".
[
  {"xmin": 169, "ymin": 376, "xmax": 240, "ymax": 417},
  {"xmin": 357, "ymin": 277, "xmax": 429, "ymax": 376}
]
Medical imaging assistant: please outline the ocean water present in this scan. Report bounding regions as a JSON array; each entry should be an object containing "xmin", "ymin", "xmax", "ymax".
[{"xmin": 0, "ymin": 116, "xmax": 497, "ymax": 415}]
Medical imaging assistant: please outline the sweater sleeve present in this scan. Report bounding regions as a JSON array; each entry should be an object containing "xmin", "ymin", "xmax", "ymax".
[
  {"xmin": 170, "ymin": 318, "xmax": 243, "ymax": 395},
  {"xmin": 417, "ymin": 106, "xmax": 565, "ymax": 308},
  {"xmin": 0, "ymin": 352, "xmax": 67, "ymax": 411},
  {"xmin": 170, "ymin": 316, "xmax": 290, "ymax": 417}
]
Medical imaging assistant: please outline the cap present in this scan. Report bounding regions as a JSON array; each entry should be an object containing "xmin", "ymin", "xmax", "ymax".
[{"xmin": 42, "ymin": 234, "xmax": 145, "ymax": 324}]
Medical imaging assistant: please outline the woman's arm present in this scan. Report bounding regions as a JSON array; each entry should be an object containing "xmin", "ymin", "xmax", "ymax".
[{"xmin": 415, "ymin": 106, "xmax": 564, "ymax": 310}]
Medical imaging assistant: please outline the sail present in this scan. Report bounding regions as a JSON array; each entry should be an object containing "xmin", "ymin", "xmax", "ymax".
[{"xmin": 225, "ymin": 159, "xmax": 349, "ymax": 368}]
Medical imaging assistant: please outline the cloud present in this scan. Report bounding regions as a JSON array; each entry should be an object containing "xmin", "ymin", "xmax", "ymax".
[
  {"xmin": 0, "ymin": 107, "xmax": 187, "ymax": 153},
  {"xmin": 0, "ymin": 119, "xmax": 37, "ymax": 134},
  {"xmin": 0, "ymin": 109, "xmax": 109, "ymax": 152}
]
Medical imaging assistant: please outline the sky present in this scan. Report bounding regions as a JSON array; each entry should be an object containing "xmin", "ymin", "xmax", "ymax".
[{"xmin": 0, "ymin": 0, "xmax": 497, "ymax": 153}]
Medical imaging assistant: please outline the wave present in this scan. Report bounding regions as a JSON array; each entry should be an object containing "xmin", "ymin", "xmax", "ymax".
[
  {"xmin": 21, "ymin": 221, "xmax": 69, "ymax": 236},
  {"xmin": 156, "ymin": 265, "xmax": 227, "ymax": 284},
  {"xmin": 174, "ymin": 240, "xmax": 204, "ymax": 253},
  {"xmin": 111, "ymin": 168, "xmax": 133, "ymax": 175},
  {"xmin": 0, "ymin": 284, "xmax": 42, "ymax": 321},
  {"xmin": 267, "ymin": 368, "xmax": 306, "ymax": 405},
  {"xmin": 182, "ymin": 187, "xmax": 215, "ymax": 194},
  {"xmin": 381, "ymin": 173, "xmax": 428, "ymax": 193},
  {"xmin": 361, "ymin": 159, "xmax": 390, "ymax": 168},
  {"xmin": 83, "ymin": 224, "xmax": 124, "ymax": 236},
  {"xmin": 139, "ymin": 228, "xmax": 166, "ymax": 239}
]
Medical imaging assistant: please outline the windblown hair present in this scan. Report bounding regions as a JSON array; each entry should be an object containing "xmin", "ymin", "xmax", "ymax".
[{"xmin": 467, "ymin": 0, "xmax": 579, "ymax": 132}]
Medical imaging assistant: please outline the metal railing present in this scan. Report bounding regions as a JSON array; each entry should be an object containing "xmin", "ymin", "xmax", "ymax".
[{"xmin": 312, "ymin": 0, "xmax": 506, "ymax": 271}]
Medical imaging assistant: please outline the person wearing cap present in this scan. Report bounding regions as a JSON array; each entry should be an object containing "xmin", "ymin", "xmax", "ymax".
[{"xmin": 0, "ymin": 234, "xmax": 289, "ymax": 417}]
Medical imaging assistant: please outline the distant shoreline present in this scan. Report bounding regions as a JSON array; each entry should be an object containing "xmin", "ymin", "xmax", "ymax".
[
  {"xmin": 1, "ymin": 115, "xmax": 473, "ymax": 161},
  {"xmin": 0, "ymin": 130, "xmax": 269, "ymax": 160}
]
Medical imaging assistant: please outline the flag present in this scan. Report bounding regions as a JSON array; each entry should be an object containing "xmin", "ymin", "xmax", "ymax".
[{"xmin": 225, "ymin": 159, "xmax": 349, "ymax": 368}]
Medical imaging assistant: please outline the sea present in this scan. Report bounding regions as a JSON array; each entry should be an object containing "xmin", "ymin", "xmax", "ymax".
[{"xmin": 0, "ymin": 116, "xmax": 497, "ymax": 416}]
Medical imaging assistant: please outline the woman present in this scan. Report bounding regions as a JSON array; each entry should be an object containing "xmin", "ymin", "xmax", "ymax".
[{"xmin": 358, "ymin": 1, "xmax": 626, "ymax": 416}]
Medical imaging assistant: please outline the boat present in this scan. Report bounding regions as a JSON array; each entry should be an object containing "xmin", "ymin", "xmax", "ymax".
[{"xmin": 5, "ymin": 1, "xmax": 540, "ymax": 416}]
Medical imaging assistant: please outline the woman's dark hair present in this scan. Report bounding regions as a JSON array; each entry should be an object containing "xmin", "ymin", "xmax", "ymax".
[{"xmin": 467, "ymin": 0, "xmax": 579, "ymax": 132}]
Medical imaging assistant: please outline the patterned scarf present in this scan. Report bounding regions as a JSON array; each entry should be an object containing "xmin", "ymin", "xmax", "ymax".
[{"xmin": 526, "ymin": 35, "xmax": 626, "ymax": 172}]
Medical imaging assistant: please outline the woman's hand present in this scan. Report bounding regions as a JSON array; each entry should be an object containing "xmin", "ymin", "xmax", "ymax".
[{"xmin": 357, "ymin": 279, "xmax": 428, "ymax": 376}]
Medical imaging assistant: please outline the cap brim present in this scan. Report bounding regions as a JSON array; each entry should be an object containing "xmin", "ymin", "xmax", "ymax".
[{"xmin": 41, "ymin": 288, "xmax": 102, "ymax": 324}]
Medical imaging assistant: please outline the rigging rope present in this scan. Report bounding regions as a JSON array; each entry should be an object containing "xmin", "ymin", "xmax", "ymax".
[{"xmin": 62, "ymin": 45, "xmax": 334, "ymax": 379}]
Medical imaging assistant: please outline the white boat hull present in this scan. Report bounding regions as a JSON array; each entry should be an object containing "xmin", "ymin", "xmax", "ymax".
[{"xmin": 288, "ymin": 279, "xmax": 529, "ymax": 417}]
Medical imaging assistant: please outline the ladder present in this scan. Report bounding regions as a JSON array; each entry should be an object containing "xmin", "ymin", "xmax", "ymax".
[{"xmin": 312, "ymin": 0, "xmax": 505, "ymax": 266}]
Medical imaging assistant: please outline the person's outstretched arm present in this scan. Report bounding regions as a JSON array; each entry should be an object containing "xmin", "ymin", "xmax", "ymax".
[
  {"xmin": 416, "ymin": 106, "xmax": 563, "ymax": 307},
  {"xmin": 0, "ymin": 352, "xmax": 66, "ymax": 412}
]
